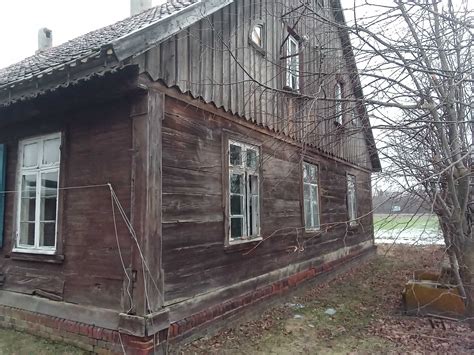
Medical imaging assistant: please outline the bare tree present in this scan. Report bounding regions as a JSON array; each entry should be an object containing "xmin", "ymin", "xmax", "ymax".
[{"xmin": 198, "ymin": 0, "xmax": 473, "ymax": 327}]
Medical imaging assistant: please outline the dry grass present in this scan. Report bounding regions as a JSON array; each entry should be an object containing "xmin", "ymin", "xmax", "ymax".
[{"xmin": 178, "ymin": 245, "xmax": 474, "ymax": 354}]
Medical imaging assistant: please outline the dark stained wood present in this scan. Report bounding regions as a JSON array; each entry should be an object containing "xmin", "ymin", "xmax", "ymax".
[
  {"xmin": 130, "ymin": 89, "xmax": 165, "ymax": 315},
  {"xmin": 157, "ymin": 91, "xmax": 375, "ymax": 304}
]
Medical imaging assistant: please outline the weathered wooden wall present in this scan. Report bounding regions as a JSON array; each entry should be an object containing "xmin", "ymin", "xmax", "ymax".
[
  {"xmin": 138, "ymin": 0, "xmax": 372, "ymax": 171},
  {"xmin": 160, "ymin": 92, "xmax": 373, "ymax": 305},
  {"xmin": 0, "ymin": 98, "xmax": 134, "ymax": 310}
]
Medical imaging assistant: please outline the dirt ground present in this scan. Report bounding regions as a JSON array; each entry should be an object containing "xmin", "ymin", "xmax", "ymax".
[{"xmin": 178, "ymin": 245, "xmax": 474, "ymax": 354}]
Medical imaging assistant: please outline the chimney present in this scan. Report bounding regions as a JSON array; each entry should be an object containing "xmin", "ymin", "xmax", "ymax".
[
  {"xmin": 37, "ymin": 28, "xmax": 53, "ymax": 53},
  {"xmin": 131, "ymin": 0, "xmax": 152, "ymax": 16}
]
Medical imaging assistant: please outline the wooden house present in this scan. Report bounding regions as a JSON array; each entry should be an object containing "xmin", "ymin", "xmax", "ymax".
[{"xmin": 0, "ymin": 0, "xmax": 380, "ymax": 353}]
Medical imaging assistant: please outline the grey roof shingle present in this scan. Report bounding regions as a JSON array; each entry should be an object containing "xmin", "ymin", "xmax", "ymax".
[{"xmin": 0, "ymin": 0, "xmax": 199, "ymax": 88}]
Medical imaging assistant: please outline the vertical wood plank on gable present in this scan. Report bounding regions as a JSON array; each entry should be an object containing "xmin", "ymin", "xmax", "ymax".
[
  {"xmin": 201, "ymin": 17, "xmax": 213, "ymax": 103},
  {"xmin": 176, "ymin": 30, "xmax": 189, "ymax": 93},
  {"xmin": 237, "ymin": 0, "xmax": 245, "ymax": 117},
  {"xmin": 214, "ymin": 12, "xmax": 224, "ymax": 107},
  {"xmin": 161, "ymin": 37, "xmax": 176, "ymax": 86},
  {"xmin": 189, "ymin": 22, "xmax": 202, "ymax": 96},
  {"xmin": 222, "ymin": 5, "xmax": 231, "ymax": 111}
]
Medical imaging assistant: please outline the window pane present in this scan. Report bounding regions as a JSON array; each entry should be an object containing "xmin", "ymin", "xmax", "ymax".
[
  {"xmin": 249, "ymin": 174, "xmax": 259, "ymax": 195},
  {"xmin": 231, "ymin": 218, "xmax": 243, "ymax": 239},
  {"xmin": 246, "ymin": 149, "xmax": 258, "ymax": 169},
  {"xmin": 21, "ymin": 174, "xmax": 36, "ymax": 198},
  {"xmin": 40, "ymin": 222, "xmax": 55, "ymax": 247},
  {"xmin": 41, "ymin": 197, "xmax": 57, "ymax": 221},
  {"xmin": 230, "ymin": 144, "xmax": 242, "ymax": 166},
  {"xmin": 249, "ymin": 195, "xmax": 259, "ymax": 235},
  {"xmin": 19, "ymin": 222, "xmax": 35, "ymax": 246},
  {"xmin": 230, "ymin": 174, "xmax": 243, "ymax": 194},
  {"xmin": 22, "ymin": 143, "xmax": 38, "ymax": 168},
  {"xmin": 41, "ymin": 171, "xmax": 58, "ymax": 198},
  {"xmin": 43, "ymin": 138, "xmax": 60, "ymax": 165},
  {"xmin": 304, "ymin": 197, "xmax": 312, "ymax": 228},
  {"xmin": 304, "ymin": 163, "xmax": 317, "ymax": 183},
  {"xmin": 231, "ymin": 195, "xmax": 243, "ymax": 215},
  {"xmin": 251, "ymin": 25, "xmax": 262, "ymax": 46},
  {"xmin": 20, "ymin": 196, "xmax": 36, "ymax": 222}
]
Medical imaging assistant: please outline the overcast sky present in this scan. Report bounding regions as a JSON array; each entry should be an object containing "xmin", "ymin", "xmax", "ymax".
[{"xmin": 0, "ymin": 0, "xmax": 167, "ymax": 69}]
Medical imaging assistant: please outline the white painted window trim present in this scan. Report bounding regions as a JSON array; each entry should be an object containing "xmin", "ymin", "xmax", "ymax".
[
  {"xmin": 228, "ymin": 140, "xmax": 261, "ymax": 245},
  {"xmin": 347, "ymin": 174, "xmax": 357, "ymax": 226},
  {"xmin": 286, "ymin": 35, "xmax": 300, "ymax": 90},
  {"xmin": 303, "ymin": 162, "xmax": 320, "ymax": 231},
  {"xmin": 13, "ymin": 133, "xmax": 61, "ymax": 254}
]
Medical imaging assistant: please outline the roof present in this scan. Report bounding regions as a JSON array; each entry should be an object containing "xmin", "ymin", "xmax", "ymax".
[{"xmin": 0, "ymin": 0, "xmax": 199, "ymax": 89}]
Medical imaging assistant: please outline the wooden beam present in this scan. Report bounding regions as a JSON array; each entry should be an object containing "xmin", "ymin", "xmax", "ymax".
[{"xmin": 130, "ymin": 89, "xmax": 165, "ymax": 316}]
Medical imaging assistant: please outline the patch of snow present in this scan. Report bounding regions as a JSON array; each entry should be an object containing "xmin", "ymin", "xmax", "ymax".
[{"xmin": 375, "ymin": 228, "xmax": 444, "ymax": 245}]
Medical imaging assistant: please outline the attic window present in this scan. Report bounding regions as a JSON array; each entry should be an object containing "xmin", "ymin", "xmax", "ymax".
[
  {"xmin": 286, "ymin": 35, "xmax": 300, "ymax": 90},
  {"xmin": 251, "ymin": 24, "xmax": 263, "ymax": 47}
]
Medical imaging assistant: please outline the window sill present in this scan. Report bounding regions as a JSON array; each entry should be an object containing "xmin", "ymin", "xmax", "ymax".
[
  {"xmin": 225, "ymin": 237, "xmax": 263, "ymax": 253},
  {"xmin": 10, "ymin": 251, "xmax": 64, "ymax": 264}
]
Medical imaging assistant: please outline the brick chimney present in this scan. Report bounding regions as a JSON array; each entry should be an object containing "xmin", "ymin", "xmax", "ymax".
[
  {"xmin": 37, "ymin": 28, "xmax": 52, "ymax": 53},
  {"xmin": 131, "ymin": 0, "xmax": 152, "ymax": 16}
]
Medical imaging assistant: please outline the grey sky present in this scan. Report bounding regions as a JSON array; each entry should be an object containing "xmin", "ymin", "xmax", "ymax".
[{"xmin": 0, "ymin": 0, "xmax": 166, "ymax": 70}]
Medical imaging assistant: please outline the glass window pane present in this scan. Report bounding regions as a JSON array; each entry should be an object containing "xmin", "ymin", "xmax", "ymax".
[
  {"xmin": 19, "ymin": 222, "xmax": 35, "ymax": 246},
  {"xmin": 40, "ymin": 222, "xmax": 56, "ymax": 247},
  {"xmin": 41, "ymin": 197, "xmax": 57, "ymax": 221},
  {"xmin": 304, "ymin": 198, "xmax": 312, "ymax": 228},
  {"xmin": 43, "ymin": 138, "xmax": 60, "ymax": 165},
  {"xmin": 250, "ymin": 195, "xmax": 259, "ymax": 235},
  {"xmin": 304, "ymin": 183, "xmax": 311, "ymax": 201},
  {"xmin": 252, "ymin": 25, "xmax": 262, "ymax": 46},
  {"xmin": 20, "ymin": 196, "xmax": 36, "ymax": 222},
  {"xmin": 230, "ymin": 144, "xmax": 242, "ymax": 166},
  {"xmin": 21, "ymin": 174, "xmax": 36, "ymax": 198},
  {"xmin": 41, "ymin": 171, "xmax": 58, "ymax": 198},
  {"xmin": 230, "ymin": 174, "xmax": 243, "ymax": 194},
  {"xmin": 249, "ymin": 175, "xmax": 259, "ymax": 195},
  {"xmin": 231, "ymin": 218, "xmax": 243, "ymax": 239},
  {"xmin": 312, "ymin": 200, "xmax": 320, "ymax": 228},
  {"xmin": 246, "ymin": 149, "xmax": 258, "ymax": 169},
  {"xmin": 22, "ymin": 143, "xmax": 38, "ymax": 168},
  {"xmin": 231, "ymin": 195, "xmax": 243, "ymax": 216}
]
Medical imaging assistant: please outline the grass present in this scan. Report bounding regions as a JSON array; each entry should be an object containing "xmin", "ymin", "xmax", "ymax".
[
  {"xmin": 374, "ymin": 213, "xmax": 439, "ymax": 231},
  {"xmin": 181, "ymin": 245, "xmax": 473, "ymax": 354},
  {"xmin": 0, "ymin": 327, "xmax": 86, "ymax": 355}
]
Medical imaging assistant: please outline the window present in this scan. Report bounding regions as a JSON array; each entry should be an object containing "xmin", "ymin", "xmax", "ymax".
[
  {"xmin": 347, "ymin": 174, "xmax": 357, "ymax": 226},
  {"xmin": 303, "ymin": 162, "xmax": 320, "ymax": 230},
  {"xmin": 335, "ymin": 82, "xmax": 343, "ymax": 124},
  {"xmin": 228, "ymin": 140, "xmax": 260, "ymax": 243},
  {"xmin": 251, "ymin": 24, "xmax": 264, "ymax": 48},
  {"xmin": 15, "ymin": 133, "xmax": 61, "ymax": 253},
  {"xmin": 286, "ymin": 35, "xmax": 300, "ymax": 90}
]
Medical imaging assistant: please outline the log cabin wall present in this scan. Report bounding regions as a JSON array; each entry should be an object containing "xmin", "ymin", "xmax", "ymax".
[
  {"xmin": 0, "ymin": 98, "xmax": 133, "ymax": 311},
  {"xmin": 137, "ymin": 0, "xmax": 372, "ymax": 171},
  {"xmin": 160, "ymin": 92, "xmax": 374, "ymax": 307}
]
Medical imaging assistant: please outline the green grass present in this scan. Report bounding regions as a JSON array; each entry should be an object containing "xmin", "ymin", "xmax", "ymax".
[
  {"xmin": 374, "ymin": 213, "xmax": 439, "ymax": 231},
  {"xmin": 0, "ymin": 328, "xmax": 86, "ymax": 355}
]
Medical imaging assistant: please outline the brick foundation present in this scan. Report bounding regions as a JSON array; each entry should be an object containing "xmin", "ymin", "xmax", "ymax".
[{"xmin": 0, "ymin": 245, "xmax": 375, "ymax": 354}]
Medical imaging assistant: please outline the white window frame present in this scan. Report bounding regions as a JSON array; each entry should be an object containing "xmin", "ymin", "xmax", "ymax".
[
  {"xmin": 303, "ymin": 162, "xmax": 320, "ymax": 230},
  {"xmin": 14, "ymin": 133, "xmax": 61, "ymax": 254},
  {"xmin": 228, "ymin": 140, "xmax": 261, "ymax": 245},
  {"xmin": 347, "ymin": 174, "xmax": 357, "ymax": 226},
  {"xmin": 335, "ymin": 82, "xmax": 343, "ymax": 124},
  {"xmin": 286, "ymin": 35, "xmax": 300, "ymax": 90}
]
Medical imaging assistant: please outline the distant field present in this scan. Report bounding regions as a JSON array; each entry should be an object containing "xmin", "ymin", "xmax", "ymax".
[
  {"xmin": 373, "ymin": 214, "xmax": 442, "ymax": 245},
  {"xmin": 374, "ymin": 213, "xmax": 439, "ymax": 231}
]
